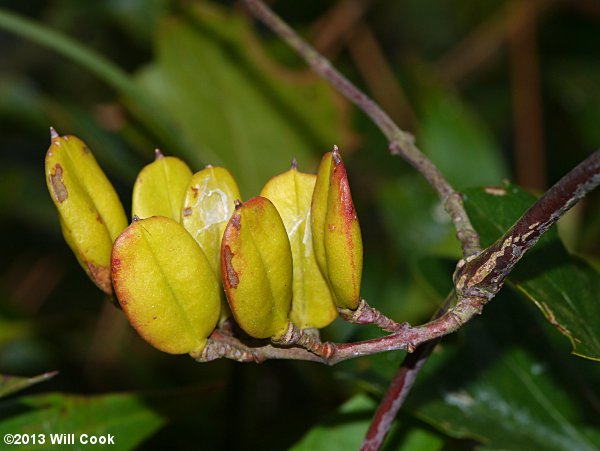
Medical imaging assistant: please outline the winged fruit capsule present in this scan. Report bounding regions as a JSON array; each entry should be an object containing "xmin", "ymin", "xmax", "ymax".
[
  {"xmin": 132, "ymin": 150, "xmax": 192, "ymax": 221},
  {"xmin": 221, "ymin": 196, "xmax": 293, "ymax": 340},
  {"xmin": 45, "ymin": 129, "xmax": 128, "ymax": 295},
  {"xmin": 182, "ymin": 165, "xmax": 242, "ymax": 322},
  {"xmin": 111, "ymin": 216, "xmax": 220, "ymax": 357},
  {"xmin": 311, "ymin": 148, "xmax": 363, "ymax": 310},
  {"xmin": 182, "ymin": 166, "xmax": 242, "ymax": 278},
  {"xmin": 260, "ymin": 161, "xmax": 337, "ymax": 329}
]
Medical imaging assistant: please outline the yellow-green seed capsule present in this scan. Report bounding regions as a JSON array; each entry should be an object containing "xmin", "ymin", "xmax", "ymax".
[
  {"xmin": 311, "ymin": 148, "xmax": 363, "ymax": 310},
  {"xmin": 311, "ymin": 152, "xmax": 333, "ymax": 276},
  {"xmin": 182, "ymin": 166, "xmax": 242, "ymax": 322},
  {"xmin": 132, "ymin": 150, "xmax": 192, "ymax": 221},
  {"xmin": 45, "ymin": 129, "xmax": 128, "ymax": 295},
  {"xmin": 182, "ymin": 166, "xmax": 242, "ymax": 276},
  {"xmin": 111, "ymin": 216, "xmax": 220, "ymax": 357},
  {"xmin": 261, "ymin": 162, "xmax": 337, "ymax": 329},
  {"xmin": 221, "ymin": 197, "xmax": 293, "ymax": 340}
]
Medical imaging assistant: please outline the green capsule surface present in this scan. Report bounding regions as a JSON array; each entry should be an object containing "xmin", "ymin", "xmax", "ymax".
[
  {"xmin": 132, "ymin": 151, "xmax": 192, "ymax": 221},
  {"xmin": 45, "ymin": 131, "xmax": 127, "ymax": 294},
  {"xmin": 221, "ymin": 197, "xmax": 292, "ymax": 340},
  {"xmin": 112, "ymin": 216, "xmax": 220, "ymax": 357},
  {"xmin": 261, "ymin": 165, "xmax": 337, "ymax": 329}
]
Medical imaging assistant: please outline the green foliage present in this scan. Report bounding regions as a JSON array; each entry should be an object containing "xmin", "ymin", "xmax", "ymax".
[
  {"xmin": 0, "ymin": 372, "xmax": 57, "ymax": 399},
  {"xmin": 405, "ymin": 294, "xmax": 600, "ymax": 451},
  {"xmin": 0, "ymin": 392, "xmax": 167, "ymax": 451},
  {"xmin": 0, "ymin": 1, "xmax": 599, "ymax": 450},
  {"xmin": 464, "ymin": 184, "xmax": 600, "ymax": 360},
  {"xmin": 135, "ymin": 2, "xmax": 345, "ymax": 195}
]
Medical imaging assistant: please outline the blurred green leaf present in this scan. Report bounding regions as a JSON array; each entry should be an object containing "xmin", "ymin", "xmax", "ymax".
[
  {"xmin": 464, "ymin": 183, "xmax": 600, "ymax": 360},
  {"xmin": 407, "ymin": 296, "xmax": 600, "ymax": 451},
  {"xmin": 292, "ymin": 394, "xmax": 444, "ymax": 451},
  {"xmin": 105, "ymin": 0, "xmax": 168, "ymax": 43},
  {"xmin": 0, "ymin": 371, "xmax": 57, "ymax": 399},
  {"xmin": 136, "ymin": 3, "xmax": 346, "ymax": 196},
  {"xmin": 0, "ymin": 165, "xmax": 57, "ymax": 233},
  {"xmin": 0, "ymin": 390, "xmax": 185, "ymax": 451},
  {"xmin": 377, "ymin": 174, "xmax": 460, "ymax": 261},
  {"xmin": 0, "ymin": 76, "xmax": 48, "ymax": 129},
  {"xmin": 418, "ymin": 89, "xmax": 507, "ymax": 188}
]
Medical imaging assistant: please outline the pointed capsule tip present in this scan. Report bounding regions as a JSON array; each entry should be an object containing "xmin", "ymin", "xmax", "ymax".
[
  {"xmin": 49, "ymin": 126, "xmax": 59, "ymax": 140},
  {"xmin": 332, "ymin": 145, "xmax": 342, "ymax": 164},
  {"xmin": 132, "ymin": 215, "xmax": 140, "ymax": 223},
  {"xmin": 205, "ymin": 164, "xmax": 213, "ymax": 169},
  {"xmin": 234, "ymin": 199, "xmax": 243, "ymax": 209},
  {"xmin": 154, "ymin": 148, "xmax": 164, "ymax": 160},
  {"xmin": 291, "ymin": 157, "xmax": 297, "ymax": 170}
]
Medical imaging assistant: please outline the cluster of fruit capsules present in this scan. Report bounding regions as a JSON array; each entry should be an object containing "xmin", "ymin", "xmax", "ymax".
[{"xmin": 45, "ymin": 130, "xmax": 362, "ymax": 359}]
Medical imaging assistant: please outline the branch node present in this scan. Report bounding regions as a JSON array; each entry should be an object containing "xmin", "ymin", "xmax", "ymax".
[
  {"xmin": 339, "ymin": 299, "xmax": 407, "ymax": 332},
  {"xmin": 273, "ymin": 322, "xmax": 335, "ymax": 359},
  {"xmin": 195, "ymin": 338, "xmax": 258, "ymax": 363}
]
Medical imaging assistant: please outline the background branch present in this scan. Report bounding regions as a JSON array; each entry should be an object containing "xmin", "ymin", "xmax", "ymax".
[
  {"xmin": 242, "ymin": 0, "xmax": 481, "ymax": 257},
  {"xmin": 361, "ymin": 292, "xmax": 455, "ymax": 451}
]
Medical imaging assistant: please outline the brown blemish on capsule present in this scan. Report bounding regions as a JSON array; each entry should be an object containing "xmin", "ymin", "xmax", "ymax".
[
  {"xmin": 182, "ymin": 207, "xmax": 193, "ymax": 217},
  {"xmin": 192, "ymin": 186, "xmax": 199, "ymax": 198},
  {"xmin": 50, "ymin": 163, "xmax": 68, "ymax": 203},
  {"xmin": 111, "ymin": 256, "xmax": 121, "ymax": 272},
  {"xmin": 87, "ymin": 262, "xmax": 112, "ymax": 295},
  {"xmin": 231, "ymin": 213, "xmax": 241, "ymax": 230},
  {"xmin": 223, "ymin": 245, "xmax": 239, "ymax": 288},
  {"xmin": 96, "ymin": 213, "xmax": 103, "ymax": 224}
]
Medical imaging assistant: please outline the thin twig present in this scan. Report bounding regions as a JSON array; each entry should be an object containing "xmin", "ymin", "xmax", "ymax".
[
  {"xmin": 242, "ymin": 0, "xmax": 481, "ymax": 257},
  {"xmin": 361, "ymin": 292, "xmax": 455, "ymax": 451},
  {"xmin": 339, "ymin": 299, "xmax": 409, "ymax": 332}
]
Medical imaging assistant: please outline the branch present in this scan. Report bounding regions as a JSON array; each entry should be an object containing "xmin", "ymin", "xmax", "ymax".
[
  {"xmin": 242, "ymin": 0, "xmax": 481, "ymax": 257},
  {"xmin": 454, "ymin": 148, "xmax": 600, "ymax": 301},
  {"xmin": 339, "ymin": 299, "xmax": 409, "ymax": 332},
  {"xmin": 199, "ymin": 149, "xmax": 600, "ymax": 366},
  {"xmin": 361, "ymin": 292, "xmax": 454, "ymax": 451}
]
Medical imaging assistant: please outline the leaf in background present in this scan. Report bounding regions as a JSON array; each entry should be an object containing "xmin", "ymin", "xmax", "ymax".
[
  {"xmin": 0, "ymin": 392, "xmax": 163, "ymax": 450},
  {"xmin": 136, "ymin": 2, "xmax": 347, "ymax": 196},
  {"xmin": 291, "ymin": 394, "xmax": 444, "ymax": 451},
  {"xmin": 377, "ymin": 174, "xmax": 461, "ymax": 261},
  {"xmin": 417, "ymin": 89, "xmax": 507, "ymax": 188},
  {"xmin": 407, "ymin": 296, "xmax": 600, "ymax": 451},
  {"xmin": 0, "ymin": 371, "xmax": 57, "ymax": 399},
  {"xmin": 463, "ymin": 183, "xmax": 600, "ymax": 360}
]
